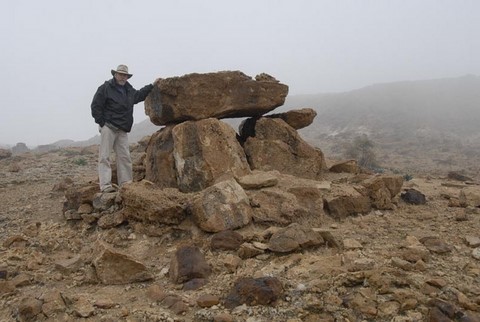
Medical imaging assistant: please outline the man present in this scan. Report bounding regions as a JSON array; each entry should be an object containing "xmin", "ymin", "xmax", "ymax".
[{"xmin": 91, "ymin": 64, "xmax": 158, "ymax": 193}]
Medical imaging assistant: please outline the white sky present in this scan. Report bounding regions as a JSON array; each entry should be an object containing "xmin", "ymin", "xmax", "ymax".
[{"xmin": 1, "ymin": 0, "xmax": 479, "ymax": 146}]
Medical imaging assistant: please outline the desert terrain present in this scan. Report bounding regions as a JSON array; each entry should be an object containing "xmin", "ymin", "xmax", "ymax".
[{"xmin": 0, "ymin": 139, "xmax": 479, "ymax": 322}]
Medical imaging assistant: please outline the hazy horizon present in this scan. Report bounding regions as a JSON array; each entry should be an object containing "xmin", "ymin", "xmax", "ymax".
[{"xmin": 2, "ymin": 0, "xmax": 480, "ymax": 146}]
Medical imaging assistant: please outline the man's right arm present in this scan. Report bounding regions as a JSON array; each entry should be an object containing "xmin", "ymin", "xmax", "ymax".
[{"xmin": 91, "ymin": 84, "xmax": 106, "ymax": 127}]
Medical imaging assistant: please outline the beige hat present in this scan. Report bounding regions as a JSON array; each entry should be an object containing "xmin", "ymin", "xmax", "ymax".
[{"xmin": 111, "ymin": 64, "xmax": 132, "ymax": 78}]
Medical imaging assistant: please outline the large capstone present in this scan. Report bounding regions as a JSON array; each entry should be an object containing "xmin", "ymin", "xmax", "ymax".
[{"xmin": 145, "ymin": 71, "xmax": 288, "ymax": 125}]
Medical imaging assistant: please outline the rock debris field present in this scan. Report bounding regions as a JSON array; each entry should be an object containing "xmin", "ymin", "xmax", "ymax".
[{"xmin": 0, "ymin": 71, "xmax": 479, "ymax": 322}]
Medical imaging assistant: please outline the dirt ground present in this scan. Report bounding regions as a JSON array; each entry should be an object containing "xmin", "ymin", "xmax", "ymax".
[{"xmin": 0, "ymin": 146, "xmax": 479, "ymax": 322}]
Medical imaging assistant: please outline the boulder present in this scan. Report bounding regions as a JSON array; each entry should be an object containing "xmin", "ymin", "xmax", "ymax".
[
  {"xmin": 144, "ymin": 126, "xmax": 178, "ymax": 189},
  {"xmin": 169, "ymin": 245, "xmax": 211, "ymax": 284},
  {"xmin": 190, "ymin": 179, "xmax": 253, "ymax": 232},
  {"xmin": 145, "ymin": 119, "xmax": 251, "ymax": 192},
  {"xmin": 121, "ymin": 181, "xmax": 190, "ymax": 225},
  {"xmin": 247, "ymin": 175, "xmax": 328, "ymax": 227},
  {"xmin": 145, "ymin": 71, "xmax": 288, "ymax": 125},
  {"xmin": 93, "ymin": 242, "xmax": 153, "ymax": 285},
  {"xmin": 266, "ymin": 108, "xmax": 317, "ymax": 130},
  {"xmin": 241, "ymin": 117, "xmax": 325, "ymax": 180}
]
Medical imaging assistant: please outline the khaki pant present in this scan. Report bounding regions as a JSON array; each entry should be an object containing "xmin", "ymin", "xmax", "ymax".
[{"xmin": 98, "ymin": 125, "xmax": 132, "ymax": 191}]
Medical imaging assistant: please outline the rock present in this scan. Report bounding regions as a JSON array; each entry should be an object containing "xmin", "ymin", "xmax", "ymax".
[
  {"xmin": 183, "ymin": 278, "xmax": 208, "ymax": 291},
  {"xmin": 145, "ymin": 71, "xmax": 288, "ymax": 125},
  {"xmin": 93, "ymin": 242, "xmax": 153, "ymax": 284},
  {"xmin": 323, "ymin": 184, "xmax": 371, "ymax": 219},
  {"xmin": 224, "ymin": 277, "xmax": 283, "ymax": 309},
  {"xmin": 0, "ymin": 281, "xmax": 15, "ymax": 296},
  {"xmin": 465, "ymin": 236, "xmax": 480, "ymax": 248},
  {"xmin": 121, "ymin": 181, "xmax": 190, "ymax": 225},
  {"xmin": 211, "ymin": 230, "xmax": 244, "ymax": 251},
  {"xmin": 63, "ymin": 183, "xmax": 99, "ymax": 213},
  {"xmin": 92, "ymin": 192, "xmax": 117, "ymax": 212},
  {"xmin": 190, "ymin": 179, "xmax": 253, "ymax": 232},
  {"xmin": 268, "ymin": 223, "xmax": 324, "ymax": 253},
  {"xmin": 361, "ymin": 175, "xmax": 404, "ymax": 209},
  {"xmin": 329, "ymin": 160, "xmax": 358, "ymax": 174},
  {"xmin": 146, "ymin": 119, "xmax": 251, "ymax": 192},
  {"xmin": 459, "ymin": 186, "xmax": 480, "ymax": 207},
  {"xmin": 448, "ymin": 171, "xmax": 473, "ymax": 182},
  {"xmin": 472, "ymin": 248, "xmax": 480, "ymax": 260},
  {"xmin": 420, "ymin": 236, "xmax": 453, "ymax": 254},
  {"xmin": 55, "ymin": 254, "xmax": 83, "ymax": 274},
  {"xmin": 41, "ymin": 290, "xmax": 66, "ymax": 317},
  {"xmin": 197, "ymin": 294, "xmax": 220, "ymax": 308},
  {"xmin": 72, "ymin": 296, "xmax": 95, "ymax": 318},
  {"xmin": 146, "ymin": 284, "xmax": 167, "ymax": 302},
  {"xmin": 266, "ymin": 108, "xmax": 317, "ymax": 130},
  {"xmin": 213, "ymin": 313, "xmax": 235, "ymax": 322},
  {"xmin": 343, "ymin": 238, "xmax": 363, "ymax": 250},
  {"xmin": 401, "ymin": 189, "xmax": 427, "ymax": 205},
  {"xmin": 169, "ymin": 245, "xmax": 211, "ymax": 284},
  {"xmin": 238, "ymin": 242, "xmax": 265, "ymax": 259},
  {"xmin": 0, "ymin": 148, "xmax": 12, "ymax": 159},
  {"xmin": 241, "ymin": 117, "xmax": 325, "ymax": 180},
  {"xmin": 236, "ymin": 171, "xmax": 279, "ymax": 190},
  {"xmin": 17, "ymin": 296, "xmax": 43, "ymax": 321},
  {"xmin": 97, "ymin": 211, "xmax": 127, "ymax": 229},
  {"xmin": 223, "ymin": 254, "xmax": 242, "ymax": 273},
  {"xmin": 93, "ymin": 298, "xmax": 116, "ymax": 309},
  {"xmin": 11, "ymin": 274, "xmax": 31, "ymax": 288},
  {"xmin": 247, "ymin": 176, "xmax": 327, "ymax": 226}
]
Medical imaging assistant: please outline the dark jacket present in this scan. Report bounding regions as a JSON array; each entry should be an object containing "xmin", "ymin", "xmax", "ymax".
[{"xmin": 91, "ymin": 78, "xmax": 154, "ymax": 132}]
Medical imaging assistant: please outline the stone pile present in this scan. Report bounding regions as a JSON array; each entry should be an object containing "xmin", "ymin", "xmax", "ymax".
[{"xmin": 60, "ymin": 71, "xmax": 408, "ymax": 316}]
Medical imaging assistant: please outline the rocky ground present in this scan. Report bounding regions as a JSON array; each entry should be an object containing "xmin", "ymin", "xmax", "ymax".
[{"xmin": 0, "ymin": 145, "xmax": 479, "ymax": 322}]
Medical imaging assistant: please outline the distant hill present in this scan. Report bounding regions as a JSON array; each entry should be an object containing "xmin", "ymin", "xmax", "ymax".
[{"xmin": 281, "ymin": 74, "xmax": 480, "ymax": 144}]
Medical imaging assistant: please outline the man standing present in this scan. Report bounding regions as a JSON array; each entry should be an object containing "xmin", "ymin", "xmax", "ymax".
[{"xmin": 91, "ymin": 64, "xmax": 158, "ymax": 193}]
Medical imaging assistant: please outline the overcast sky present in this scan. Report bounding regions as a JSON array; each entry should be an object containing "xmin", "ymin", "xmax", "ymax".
[{"xmin": 1, "ymin": 0, "xmax": 479, "ymax": 146}]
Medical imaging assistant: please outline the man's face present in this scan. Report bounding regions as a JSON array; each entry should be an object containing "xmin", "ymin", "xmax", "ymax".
[{"xmin": 114, "ymin": 73, "xmax": 129, "ymax": 85}]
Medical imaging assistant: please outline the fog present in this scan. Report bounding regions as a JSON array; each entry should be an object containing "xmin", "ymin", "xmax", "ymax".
[{"xmin": 1, "ymin": 0, "xmax": 479, "ymax": 146}]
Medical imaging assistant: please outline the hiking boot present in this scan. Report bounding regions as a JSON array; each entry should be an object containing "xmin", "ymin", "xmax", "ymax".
[{"xmin": 102, "ymin": 186, "xmax": 117, "ymax": 193}]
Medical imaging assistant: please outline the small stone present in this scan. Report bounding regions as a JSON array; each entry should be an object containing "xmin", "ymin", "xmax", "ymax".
[
  {"xmin": 473, "ymin": 248, "xmax": 480, "ymax": 260},
  {"xmin": 146, "ymin": 284, "xmax": 166, "ymax": 302},
  {"xmin": 213, "ymin": 313, "xmax": 234, "ymax": 322},
  {"xmin": 426, "ymin": 278, "xmax": 447, "ymax": 288},
  {"xmin": 197, "ymin": 294, "xmax": 220, "ymax": 308},
  {"xmin": 17, "ymin": 297, "xmax": 43, "ymax": 321},
  {"xmin": 465, "ymin": 236, "xmax": 480, "ymax": 248},
  {"xmin": 94, "ymin": 298, "xmax": 116, "ymax": 309},
  {"xmin": 343, "ymin": 238, "xmax": 363, "ymax": 250}
]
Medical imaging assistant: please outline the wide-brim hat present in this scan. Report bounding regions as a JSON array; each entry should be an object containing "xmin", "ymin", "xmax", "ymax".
[{"xmin": 111, "ymin": 64, "xmax": 132, "ymax": 78}]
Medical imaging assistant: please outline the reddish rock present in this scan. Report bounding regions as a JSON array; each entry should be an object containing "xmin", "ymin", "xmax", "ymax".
[
  {"xmin": 224, "ymin": 277, "xmax": 283, "ymax": 309},
  {"xmin": 197, "ymin": 294, "xmax": 220, "ymax": 308},
  {"xmin": 169, "ymin": 246, "xmax": 211, "ymax": 284},
  {"xmin": 211, "ymin": 230, "xmax": 244, "ymax": 251}
]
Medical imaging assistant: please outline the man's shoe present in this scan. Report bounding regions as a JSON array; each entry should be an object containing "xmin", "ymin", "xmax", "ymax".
[{"xmin": 102, "ymin": 186, "xmax": 117, "ymax": 193}]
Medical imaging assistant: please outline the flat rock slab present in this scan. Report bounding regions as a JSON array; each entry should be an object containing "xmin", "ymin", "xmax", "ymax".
[{"xmin": 145, "ymin": 71, "xmax": 288, "ymax": 125}]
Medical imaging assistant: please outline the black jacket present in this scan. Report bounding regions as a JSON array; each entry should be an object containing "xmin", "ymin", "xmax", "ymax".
[{"xmin": 91, "ymin": 78, "xmax": 154, "ymax": 132}]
